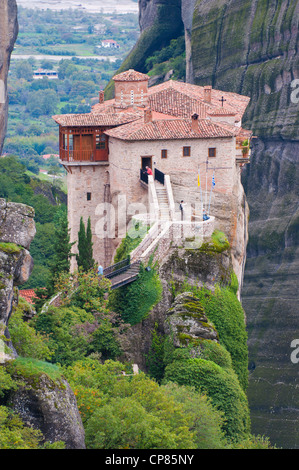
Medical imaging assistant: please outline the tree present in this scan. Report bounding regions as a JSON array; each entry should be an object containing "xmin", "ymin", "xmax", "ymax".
[
  {"xmin": 86, "ymin": 217, "xmax": 95, "ymax": 270},
  {"xmin": 15, "ymin": 60, "xmax": 33, "ymax": 80},
  {"xmin": 48, "ymin": 206, "xmax": 74, "ymax": 293},
  {"xmin": 76, "ymin": 217, "xmax": 94, "ymax": 272}
]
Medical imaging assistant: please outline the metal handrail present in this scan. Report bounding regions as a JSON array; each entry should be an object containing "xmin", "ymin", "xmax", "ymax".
[
  {"xmin": 154, "ymin": 168, "xmax": 165, "ymax": 185},
  {"xmin": 140, "ymin": 169, "xmax": 149, "ymax": 184},
  {"xmin": 103, "ymin": 257, "xmax": 130, "ymax": 278}
]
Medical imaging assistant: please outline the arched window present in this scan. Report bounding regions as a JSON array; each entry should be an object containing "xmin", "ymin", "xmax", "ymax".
[
  {"xmin": 141, "ymin": 89, "xmax": 144, "ymax": 104},
  {"xmin": 121, "ymin": 90, "xmax": 123, "ymax": 104},
  {"xmin": 131, "ymin": 90, "xmax": 134, "ymax": 105}
]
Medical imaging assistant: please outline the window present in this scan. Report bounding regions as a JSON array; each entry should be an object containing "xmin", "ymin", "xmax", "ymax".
[
  {"xmin": 161, "ymin": 149, "xmax": 167, "ymax": 159},
  {"xmin": 141, "ymin": 90, "xmax": 144, "ymax": 104},
  {"xmin": 131, "ymin": 90, "xmax": 134, "ymax": 105},
  {"xmin": 183, "ymin": 146, "xmax": 191, "ymax": 157},
  {"xmin": 87, "ymin": 192, "xmax": 91, "ymax": 201},
  {"xmin": 68, "ymin": 134, "xmax": 73, "ymax": 151},
  {"xmin": 96, "ymin": 134, "xmax": 106, "ymax": 150},
  {"xmin": 209, "ymin": 148, "xmax": 216, "ymax": 158},
  {"xmin": 121, "ymin": 90, "xmax": 123, "ymax": 104}
]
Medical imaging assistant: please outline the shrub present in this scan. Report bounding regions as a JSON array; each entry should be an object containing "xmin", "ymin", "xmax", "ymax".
[
  {"xmin": 9, "ymin": 307, "xmax": 52, "ymax": 361},
  {"xmin": 108, "ymin": 262, "xmax": 162, "ymax": 325},
  {"xmin": 163, "ymin": 356, "xmax": 251, "ymax": 442}
]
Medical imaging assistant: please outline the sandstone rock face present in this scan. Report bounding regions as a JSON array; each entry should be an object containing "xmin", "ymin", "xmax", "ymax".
[
  {"xmin": 165, "ymin": 292, "xmax": 219, "ymax": 347},
  {"xmin": 0, "ymin": 199, "xmax": 36, "ymax": 249},
  {"xmin": 9, "ymin": 374, "xmax": 86, "ymax": 449},
  {"xmin": 119, "ymin": 244, "xmax": 232, "ymax": 370},
  {"xmin": 188, "ymin": 0, "xmax": 299, "ymax": 450},
  {"xmin": 105, "ymin": 0, "xmax": 183, "ymax": 98},
  {"xmin": 242, "ymin": 138, "xmax": 299, "ymax": 449},
  {"xmin": 191, "ymin": 0, "xmax": 299, "ymax": 141},
  {"xmin": 0, "ymin": 199, "xmax": 36, "ymax": 349},
  {"xmin": 0, "ymin": 0, "xmax": 18, "ymax": 154}
]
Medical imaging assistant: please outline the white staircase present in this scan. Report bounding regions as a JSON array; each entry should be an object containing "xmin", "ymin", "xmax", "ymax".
[{"xmin": 155, "ymin": 181, "xmax": 171, "ymax": 221}]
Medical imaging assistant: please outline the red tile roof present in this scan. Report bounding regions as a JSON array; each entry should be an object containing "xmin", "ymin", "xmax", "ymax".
[
  {"xmin": 148, "ymin": 87, "xmax": 208, "ymax": 119},
  {"xmin": 207, "ymin": 106, "xmax": 237, "ymax": 116},
  {"xmin": 52, "ymin": 112, "xmax": 141, "ymax": 127},
  {"xmin": 53, "ymin": 74, "xmax": 251, "ymax": 140},
  {"xmin": 113, "ymin": 69, "xmax": 149, "ymax": 82},
  {"xmin": 105, "ymin": 118, "xmax": 235, "ymax": 141},
  {"xmin": 19, "ymin": 289, "xmax": 38, "ymax": 305},
  {"xmin": 147, "ymin": 80, "xmax": 250, "ymax": 121}
]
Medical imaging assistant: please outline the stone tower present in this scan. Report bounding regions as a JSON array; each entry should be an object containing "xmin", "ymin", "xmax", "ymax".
[{"xmin": 53, "ymin": 71, "xmax": 150, "ymax": 270}]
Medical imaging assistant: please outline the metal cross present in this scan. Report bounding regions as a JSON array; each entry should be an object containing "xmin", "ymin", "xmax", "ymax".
[{"xmin": 219, "ymin": 96, "xmax": 227, "ymax": 107}]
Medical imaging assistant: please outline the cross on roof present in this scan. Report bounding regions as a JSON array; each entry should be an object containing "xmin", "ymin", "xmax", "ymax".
[{"xmin": 219, "ymin": 96, "xmax": 227, "ymax": 107}]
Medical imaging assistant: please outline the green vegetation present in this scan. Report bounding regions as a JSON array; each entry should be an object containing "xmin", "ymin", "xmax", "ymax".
[
  {"xmin": 31, "ymin": 269, "xmax": 123, "ymax": 365},
  {"xmin": 113, "ymin": 222, "xmax": 148, "ymax": 263},
  {"xmin": 171, "ymin": 277, "xmax": 249, "ymax": 391},
  {"xmin": 0, "ymin": 243, "xmax": 22, "ymax": 255},
  {"xmin": 163, "ymin": 351, "xmax": 250, "ymax": 441},
  {"xmin": 15, "ymin": 7, "xmax": 138, "ymax": 59},
  {"xmin": 0, "ymin": 405, "xmax": 43, "ymax": 449},
  {"xmin": 108, "ymin": 260, "xmax": 163, "ymax": 325},
  {"xmin": 1, "ymin": 257, "xmax": 273, "ymax": 449},
  {"xmin": 145, "ymin": 36, "xmax": 186, "ymax": 81},
  {"xmin": 63, "ymin": 358, "xmax": 228, "ymax": 449},
  {"xmin": 76, "ymin": 217, "xmax": 95, "ymax": 272},
  {"xmin": 6, "ymin": 357, "xmax": 63, "ymax": 383},
  {"xmin": 9, "ymin": 302, "xmax": 53, "ymax": 361},
  {"xmin": 0, "ymin": 156, "xmax": 67, "ymax": 288}
]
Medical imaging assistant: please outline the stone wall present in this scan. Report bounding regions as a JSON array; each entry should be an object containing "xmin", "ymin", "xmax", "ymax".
[
  {"xmin": 66, "ymin": 163, "xmax": 113, "ymax": 269},
  {"xmin": 108, "ymin": 134, "xmax": 247, "ymax": 287},
  {"xmin": 114, "ymin": 79, "xmax": 149, "ymax": 107}
]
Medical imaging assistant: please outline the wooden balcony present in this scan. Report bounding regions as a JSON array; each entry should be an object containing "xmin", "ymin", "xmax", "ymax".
[{"xmin": 59, "ymin": 148, "xmax": 108, "ymax": 163}]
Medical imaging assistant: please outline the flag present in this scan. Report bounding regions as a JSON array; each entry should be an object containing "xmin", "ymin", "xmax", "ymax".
[
  {"xmin": 212, "ymin": 172, "xmax": 215, "ymax": 188},
  {"xmin": 197, "ymin": 173, "xmax": 200, "ymax": 187}
]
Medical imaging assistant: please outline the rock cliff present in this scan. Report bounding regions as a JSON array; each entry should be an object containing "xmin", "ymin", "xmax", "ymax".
[
  {"xmin": 118, "ymin": 0, "xmax": 299, "ymax": 448},
  {"xmin": 0, "ymin": 0, "xmax": 18, "ymax": 154},
  {"xmin": 189, "ymin": 0, "xmax": 299, "ymax": 449},
  {"xmin": 0, "ymin": 199, "xmax": 35, "ymax": 354}
]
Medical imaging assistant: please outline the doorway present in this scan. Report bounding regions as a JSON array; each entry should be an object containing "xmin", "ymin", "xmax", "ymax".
[{"xmin": 141, "ymin": 156, "xmax": 152, "ymax": 171}]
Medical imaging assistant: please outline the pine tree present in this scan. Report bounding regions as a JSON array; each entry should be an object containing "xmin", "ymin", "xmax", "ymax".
[
  {"xmin": 76, "ymin": 216, "xmax": 87, "ymax": 271},
  {"xmin": 34, "ymin": 206, "xmax": 74, "ymax": 309},
  {"xmin": 86, "ymin": 216, "xmax": 95, "ymax": 271},
  {"xmin": 76, "ymin": 216, "xmax": 95, "ymax": 272},
  {"xmin": 49, "ymin": 206, "xmax": 74, "ymax": 293}
]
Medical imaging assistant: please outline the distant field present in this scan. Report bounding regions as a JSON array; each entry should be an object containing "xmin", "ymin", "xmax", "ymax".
[{"xmin": 16, "ymin": 0, "xmax": 139, "ymax": 14}]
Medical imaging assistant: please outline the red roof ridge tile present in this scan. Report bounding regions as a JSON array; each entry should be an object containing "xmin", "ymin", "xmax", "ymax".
[{"xmin": 113, "ymin": 69, "xmax": 149, "ymax": 82}]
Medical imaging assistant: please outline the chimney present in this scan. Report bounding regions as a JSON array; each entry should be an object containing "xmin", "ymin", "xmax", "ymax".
[
  {"xmin": 191, "ymin": 113, "xmax": 199, "ymax": 132},
  {"xmin": 204, "ymin": 85, "xmax": 212, "ymax": 104},
  {"xmin": 144, "ymin": 108, "xmax": 152, "ymax": 123},
  {"xmin": 99, "ymin": 90, "xmax": 105, "ymax": 104}
]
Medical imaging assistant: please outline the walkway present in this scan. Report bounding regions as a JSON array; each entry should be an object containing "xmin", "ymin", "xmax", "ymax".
[{"xmin": 102, "ymin": 169, "xmax": 215, "ymax": 289}]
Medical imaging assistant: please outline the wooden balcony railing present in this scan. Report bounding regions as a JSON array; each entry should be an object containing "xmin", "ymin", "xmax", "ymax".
[{"xmin": 59, "ymin": 148, "xmax": 108, "ymax": 162}]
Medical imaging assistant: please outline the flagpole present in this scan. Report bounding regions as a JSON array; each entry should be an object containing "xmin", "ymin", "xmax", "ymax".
[
  {"xmin": 208, "ymin": 171, "xmax": 215, "ymax": 215},
  {"xmin": 198, "ymin": 166, "xmax": 204, "ymax": 216},
  {"xmin": 205, "ymin": 160, "xmax": 208, "ymax": 211}
]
